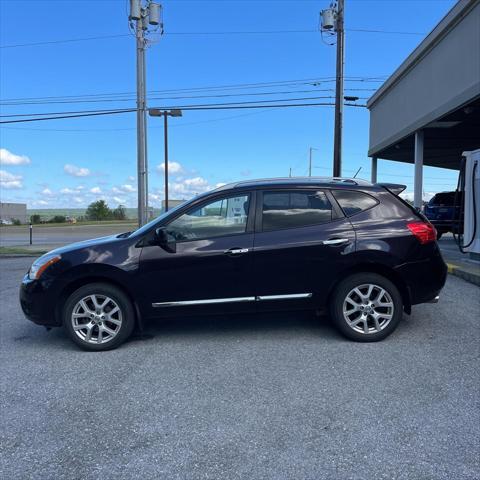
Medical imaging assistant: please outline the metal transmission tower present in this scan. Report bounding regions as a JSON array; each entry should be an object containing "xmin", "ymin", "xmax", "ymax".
[
  {"xmin": 320, "ymin": 0, "xmax": 345, "ymax": 178},
  {"xmin": 128, "ymin": 0, "xmax": 163, "ymax": 227}
]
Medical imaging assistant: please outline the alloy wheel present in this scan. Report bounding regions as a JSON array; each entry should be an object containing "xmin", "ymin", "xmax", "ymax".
[
  {"xmin": 342, "ymin": 283, "xmax": 394, "ymax": 334},
  {"xmin": 71, "ymin": 294, "xmax": 123, "ymax": 345}
]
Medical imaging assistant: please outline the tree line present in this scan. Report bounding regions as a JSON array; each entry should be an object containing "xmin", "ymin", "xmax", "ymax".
[{"xmin": 30, "ymin": 201, "xmax": 128, "ymax": 224}]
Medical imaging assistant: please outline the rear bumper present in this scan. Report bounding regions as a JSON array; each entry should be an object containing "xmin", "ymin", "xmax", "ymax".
[{"xmin": 395, "ymin": 251, "xmax": 448, "ymax": 306}]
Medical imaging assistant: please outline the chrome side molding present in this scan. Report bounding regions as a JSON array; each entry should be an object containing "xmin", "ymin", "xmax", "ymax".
[
  {"xmin": 256, "ymin": 293, "xmax": 312, "ymax": 301},
  {"xmin": 152, "ymin": 297, "xmax": 255, "ymax": 307},
  {"xmin": 152, "ymin": 293, "xmax": 312, "ymax": 308}
]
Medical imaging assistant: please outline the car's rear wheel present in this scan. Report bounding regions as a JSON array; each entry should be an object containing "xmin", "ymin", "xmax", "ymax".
[
  {"xmin": 330, "ymin": 273, "xmax": 403, "ymax": 342},
  {"xmin": 63, "ymin": 283, "xmax": 135, "ymax": 351}
]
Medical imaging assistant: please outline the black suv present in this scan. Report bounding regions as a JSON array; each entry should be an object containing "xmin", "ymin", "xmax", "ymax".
[{"xmin": 20, "ymin": 178, "xmax": 447, "ymax": 351}]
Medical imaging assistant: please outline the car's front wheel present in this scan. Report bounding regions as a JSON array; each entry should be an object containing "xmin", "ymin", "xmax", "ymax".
[
  {"xmin": 63, "ymin": 283, "xmax": 135, "ymax": 351},
  {"xmin": 330, "ymin": 273, "xmax": 403, "ymax": 342}
]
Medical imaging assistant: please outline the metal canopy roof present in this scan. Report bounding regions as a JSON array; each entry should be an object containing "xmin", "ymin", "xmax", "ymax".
[{"xmin": 367, "ymin": 0, "xmax": 480, "ymax": 171}]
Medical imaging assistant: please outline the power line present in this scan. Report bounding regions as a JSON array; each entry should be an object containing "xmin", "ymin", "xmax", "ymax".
[
  {"xmin": 0, "ymin": 28, "xmax": 426, "ymax": 49},
  {"xmin": 0, "ymin": 102, "xmax": 366, "ymax": 124},
  {"xmin": 0, "ymin": 107, "xmax": 137, "ymax": 118},
  {"xmin": 0, "ymin": 109, "xmax": 274, "ymax": 132},
  {"xmin": 0, "ymin": 89, "xmax": 371, "ymax": 107},
  {"xmin": 0, "ymin": 76, "xmax": 384, "ymax": 103},
  {"xmin": 0, "ymin": 96, "xmax": 366, "ymax": 118},
  {"xmin": 0, "ymin": 109, "xmax": 137, "ymax": 124}
]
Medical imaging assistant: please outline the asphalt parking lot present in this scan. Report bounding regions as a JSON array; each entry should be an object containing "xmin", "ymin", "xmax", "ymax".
[{"xmin": 1, "ymin": 257, "xmax": 479, "ymax": 480}]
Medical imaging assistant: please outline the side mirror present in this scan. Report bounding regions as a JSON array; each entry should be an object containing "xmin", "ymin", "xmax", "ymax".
[{"xmin": 153, "ymin": 227, "xmax": 176, "ymax": 253}]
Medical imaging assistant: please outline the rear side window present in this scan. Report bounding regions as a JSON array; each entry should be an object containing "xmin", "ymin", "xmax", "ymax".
[
  {"xmin": 262, "ymin": 190, "xmax": 334, "ymax": 231},
  {"xmin": 332, "ymin": 190, "xmax": 378, "ymax": 216}
]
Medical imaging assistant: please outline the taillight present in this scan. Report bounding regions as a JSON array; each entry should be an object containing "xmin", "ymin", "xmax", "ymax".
[{"xmin": 407, "ymin": 221, "xmax": 437, "ymax": 244}]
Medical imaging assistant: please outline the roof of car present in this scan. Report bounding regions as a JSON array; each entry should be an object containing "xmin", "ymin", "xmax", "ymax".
[{"xmin": 212, "ymin": 177, "xmax": 374, "ymax": 192}]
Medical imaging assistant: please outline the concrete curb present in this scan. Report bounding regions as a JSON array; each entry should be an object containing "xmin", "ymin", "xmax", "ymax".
[{"xmin": 447, "ymin": 263, "xmax": 480, "ymax": 286}]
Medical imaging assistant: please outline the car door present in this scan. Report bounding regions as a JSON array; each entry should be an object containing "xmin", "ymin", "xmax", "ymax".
[
  {"xmin": 138, "ymin": 191, "xmax": 256, "ymax": 317},
  {"xmin": 252, "ymin": 188, "xmax": 355, "ymax": 311}
]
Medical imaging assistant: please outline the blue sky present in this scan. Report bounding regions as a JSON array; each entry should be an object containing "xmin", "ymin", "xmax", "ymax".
[{"xmin": 0, "ymin": 0, "xmax": 458, "ymax": 209}]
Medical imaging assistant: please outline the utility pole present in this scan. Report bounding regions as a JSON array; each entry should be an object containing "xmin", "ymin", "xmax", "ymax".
[
  {"xmin": 129, "ymin": 0, "xmax": 162, "ymax": 227},
  {"xmin": 333, "ymin": 0, "xmax": 345, "ymax": 178},
  {"xmin": 308, "ymin": 147, "xmax": 318, "ymax": 177},
  {"xmin": 320, "ymin": 1, "xmax": 345, "ymax": 178},
  {"xmin": 135, "ymin": 18, "xmax": 147, "ymax": 227},
  {"xmin": 289, "ymin": 167, "xmax": 292, "ymax": 178}
]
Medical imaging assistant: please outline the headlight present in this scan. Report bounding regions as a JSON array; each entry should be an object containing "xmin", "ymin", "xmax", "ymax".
[{"xmin": 28, "ymin": 254, "xmax": 61, "ymax": 280}]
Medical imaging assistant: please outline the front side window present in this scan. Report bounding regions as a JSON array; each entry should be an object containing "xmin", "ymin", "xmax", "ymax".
[
  {"xmin": 332, "ymin": 190, "xmax": 378, "ymax": 216},
  {"xmin": 262, "ymin": 190, "xmax": 334, "ymax": 231},
  {"xmin": 165, "ymin": 194, "xmax": 250, "ymax": 241}
]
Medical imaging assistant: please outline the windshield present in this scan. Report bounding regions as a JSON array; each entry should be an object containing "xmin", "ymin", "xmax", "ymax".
[{"xmin": 129, "ymin": 200, "xmax": 188, "ymax": 238}]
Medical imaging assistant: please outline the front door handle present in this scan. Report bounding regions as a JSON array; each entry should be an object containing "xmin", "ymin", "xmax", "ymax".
[
  {"xmin": 224, "ymin": 248, "xmax": 249, "ymax": 255},
  {"xmin": 323, "ymin": 238, "xmax": 350, "ymax": 246}
]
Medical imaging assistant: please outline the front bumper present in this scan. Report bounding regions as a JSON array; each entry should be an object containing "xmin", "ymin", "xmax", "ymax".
[{"xmin": 20, "ymin": 275, "xmax": 59, "ymax": 326}]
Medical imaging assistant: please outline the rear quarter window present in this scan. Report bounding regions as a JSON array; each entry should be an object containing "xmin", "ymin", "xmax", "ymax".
[{"xmin": 332, "ymin": 190, "xmax": 378, "ymax": 216}]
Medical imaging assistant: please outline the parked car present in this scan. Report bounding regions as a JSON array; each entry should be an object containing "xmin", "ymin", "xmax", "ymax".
[
  {"xmin": 0, "ymin": 219, "xmax": 13, "ymax": 226},
  {"xmin": 424, "ymin": 191, "xmax": 463, "ymax": 239},
  {"xmin": 20, "ymin": 177, "xmax": 447, "ymax": 351}
]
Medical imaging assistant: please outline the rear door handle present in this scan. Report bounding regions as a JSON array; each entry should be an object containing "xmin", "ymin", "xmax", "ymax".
[
  {"xmin": 323, "ymin": 238, "xmax": 350, "ymax": 246},
  {"xmin": 224, "ymin": 248, "xmax": 249, "ymax": 255}
]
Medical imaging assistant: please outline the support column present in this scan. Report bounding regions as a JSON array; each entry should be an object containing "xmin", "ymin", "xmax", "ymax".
[
  {"xmin": 371, "ymin": 157, "xmax": 378, "ymax": 183},
  {"xmin": 414, "ymin": 130, "xmax": 424, "ymax": 210}
]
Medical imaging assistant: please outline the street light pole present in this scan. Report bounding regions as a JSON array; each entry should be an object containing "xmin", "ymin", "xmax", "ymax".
[
  {"xmin": 149, "ymin": 109, "xmax": 183, "ymax": 212},
  {"xmin": 163, "ymin": 113, "xmax": 169, "ymax": 211}
]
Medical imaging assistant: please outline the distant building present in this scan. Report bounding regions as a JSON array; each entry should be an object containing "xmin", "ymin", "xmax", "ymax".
[
  {"xmin": 0, "ymin": 202, "xmax": 28, "ymax": 224},
  {"xmin": 161, "ymin": 199, "xmax": 185, "ymax": 212}
]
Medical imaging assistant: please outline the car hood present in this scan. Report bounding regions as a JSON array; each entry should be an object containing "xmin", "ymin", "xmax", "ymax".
[{"xmin": 45, "ymin": 234, "xmax": 127, "ymax": 257}]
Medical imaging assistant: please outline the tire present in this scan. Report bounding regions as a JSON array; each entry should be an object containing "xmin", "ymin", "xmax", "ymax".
[
  {"xmin": 63, "ymin": 283, "xmax": 135, "ymax": 351},
  {"xmin": 329, "ymin": 273, "xmax": 403, "ymax": 342}
]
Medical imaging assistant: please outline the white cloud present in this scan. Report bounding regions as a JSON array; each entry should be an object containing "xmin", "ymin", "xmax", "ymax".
[
  {"xmin": 0, "ymin": 148, "xmax": 31, "ymax": 166},
  {"xmin": 185, "ymin": 177, "xmax": 209, "ymax": 188},
  {"xmin": 42, "ymin": 188, "xmax": 54, "ymax": 196},
  {"xmin": 157, "ymin": 161, "xmax": 183, "ymax": 174},
  {"xmin": 121, "ymin": 184, "xmax": 136, "ymax": 193},
  {"xmin": 127, "ymin": 175, "xmax": 135, "ymax": 182},
  {"xmin": 113, "ymin": 196, "xmax": 126, "ymax": 204},
  {"xmin": 73, "ymin": 196, "xmax": 84, "ymax": 204},
  {"xmin": 90, "ymin": 187, "xmax": 102, "ymax": 194},
  {"xmin": 64, "ymin": 163, "xmax": 91, "ymax": 177},
  {"xmin": 0, "ymin": 169, "xmax": 23, "ymax": 189},
  {"xmin": 37, "ymin": 200, "xmax": 49, "ymax": 206},
  {"xmin": 400, "ymin": 191, "xmax": 436, "ymax": 202},
  {"xmin": 170, "ymin": 176, "xmax": 211, "ymax": 198},
  {"xmin": 60, "ymin": 187, "xmax": 75, "ymax": 194}
]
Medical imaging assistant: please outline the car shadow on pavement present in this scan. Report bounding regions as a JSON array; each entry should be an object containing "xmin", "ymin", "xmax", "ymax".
[{"xmin": 134, "ymin": 310, "xmax": 342, "ymax": 343}]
